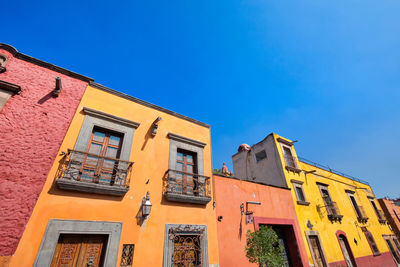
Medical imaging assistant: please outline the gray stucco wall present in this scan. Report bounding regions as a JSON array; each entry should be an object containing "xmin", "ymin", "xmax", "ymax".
[{"xmin": 232, "ymin": 134, "xmax": 288, "ymax": 188}]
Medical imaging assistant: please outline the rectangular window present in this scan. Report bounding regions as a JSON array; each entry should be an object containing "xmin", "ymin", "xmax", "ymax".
[
  {"xmin": 164, "ymin": 224, "xmax": 208, "ymax": 267},
  {"xmin": 175, "ymin": 149, "xmax": 198, "ymax": 196},
  {"xmin": 172, "ymin": 235, "xmax": 202, "ymax": 266},
  {"xmin": 80, "ymin": 127, "xmax": 123, "ymax": 185},
  {"xmin": 291, "ymin": 180, "xmax": 308, "ymax": 205},
  {"xmin": 295, "ymin": 186, "xmax": 306, "ymax": 202},
  {"xmin": 255, "ymin": 150, "xmax": 267, "ymax": 163},
  {"xmin": 0, "ymin": 79, "xmax": 21, "ymax": 111},
  {"xmin": 361, "ymin": 227, "xmax": 380, "ymax": 255},
  {"xmin": 369, "ymin": 198, "xmax": 385, "ymax": 222},
  {"xmin": 317, "ymin": 184, "xmax": 342, "ymax": 221},
  {"xmin": 282, "ymin": 146, "xmax": 296, "ymax": 168},
  {"xmin": 120, "ymin": 244, "xmax": 134, "ymax": 267},
  {"xmin": 346, "ymin": 191, "xmax": 366, "ymax": 221},
  {"xmin": 166, "ymin": 133, "xmax": 210, "ymax": 204}
]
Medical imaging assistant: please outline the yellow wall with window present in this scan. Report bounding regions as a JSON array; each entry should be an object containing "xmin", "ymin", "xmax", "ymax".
[
  {"xmin": 9, "ymin": 85, "xmax": 220, "ymax": 266},
  {"xmin": 272, "ymin": 133, "xmax": 396, "ymax": 266}
]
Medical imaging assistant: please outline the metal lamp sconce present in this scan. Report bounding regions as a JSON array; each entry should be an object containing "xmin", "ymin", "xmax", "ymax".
[
  {"xmin": 141, "ymin": 192, "xmax": 152, "ymax": 218},
  {"xmin": 151, "ymin": 117, "xmax": 162, "ymax": 137},
  {"xmin": 245, "ymin": 201, "xmax": 261, "ymax": 224},
  {"xmin": 240, "ymin": 203, "xmax": 244, "ymax": 215},
  {"xmin": 52, "ymin": 77, "xmax": 62, "ymax": 97}
]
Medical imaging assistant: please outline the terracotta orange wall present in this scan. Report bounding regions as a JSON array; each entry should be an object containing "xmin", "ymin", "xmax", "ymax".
[
  {"xmin": 213, "ymin": 175, "xmax": 309, "ymax": 267},
  {"xmin": 379, "ymin": 198, "xmax": 400, "ymax": 239},
  {"xmin": 9, "ymin": 85, "xmax": 219, "ymax": 266}
]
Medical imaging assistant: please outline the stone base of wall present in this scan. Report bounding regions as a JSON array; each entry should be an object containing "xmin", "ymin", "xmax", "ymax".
[
  {"xmin": 329, "ymin": 251, "xmax": 397, "ymax": 267},
  {"xmin": 0, "ymin": 256, "xmax": 11, "ymax": 267}
]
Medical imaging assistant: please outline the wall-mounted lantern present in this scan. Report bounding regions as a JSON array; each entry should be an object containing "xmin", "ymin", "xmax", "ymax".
[
  {"xmin": 151, "ymin": 117, "xmax": 162, "ymax": 137},
  {"xmin": 141, "ymin": 192, "xmax": 152, "ymax": 218}
]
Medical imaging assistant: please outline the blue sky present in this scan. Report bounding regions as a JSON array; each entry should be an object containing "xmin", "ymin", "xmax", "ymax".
[{"xmin": 3, "ymin": 0, "xmax": 400, "ymax": 198}]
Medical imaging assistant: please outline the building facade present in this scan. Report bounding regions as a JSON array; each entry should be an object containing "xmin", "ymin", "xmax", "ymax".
[
  {"xmin": 0, "ymin": 44, "xmax": 92, "ymax": 266},
  {"xmin": 214, "ymin": 173, "xmax": 309, "ymax": 267},
  {"xmin": 378, "ymin": 198, "xmax": 400, "ymax": 262},
  {"xmin": 232, "ymin": 133, "xmax": 399, "ymax": 267},
  {"xmin": 7, "ymin": 82, "xmax": 220, "ymax": 265}
]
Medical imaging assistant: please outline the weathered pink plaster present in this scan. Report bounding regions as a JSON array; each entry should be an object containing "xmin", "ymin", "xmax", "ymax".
[{"xmin": 0, "ymin": 47, "xmax": 88, "ymax": 256}]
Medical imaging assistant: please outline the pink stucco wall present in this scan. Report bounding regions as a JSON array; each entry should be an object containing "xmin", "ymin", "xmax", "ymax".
[
  {"xmin": 0, "ymin": 47, "xmax": 89, "ymax": 256},
  {"xmin": 214, "ymin": 175, "xmax": 310, "ymax": 267}
]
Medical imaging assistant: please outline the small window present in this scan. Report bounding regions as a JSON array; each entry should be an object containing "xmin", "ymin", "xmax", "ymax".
[
  {"xmin": 295, "ymin": 186, "xmax": 306, "ymax": 202},
  {"xmin": 255, "ymin": 150, "xmax": 267, "ymax": 163},
  {"xmin": 291, "ymin": 180, "xmax": 308, "ymax": 205},
  {"xmin": 0, "ymin": 54, "xmax": 8, "ymax": 73},
  {"xmin": 362, "ymin": 227, "xmax": 380, "ymax": 255},
  {"xmin": 347, "ymin": 192, "xmax": 363, "ymax": 219},
  {"xmin": 282, "ymin": 145, "xmax": 296, "ymax": 168},
  {"xmin": 369, "ymin": 198, "xmax": 385, "ymax": 221},
  {"xmin": 120, "ymin": 244, "xmax": 134, "ymax": 267},
  {"xmin": 318, "ymin": 184, "xmax": 342, "ymax": 220},
  {"xmin": 172, "ymin": 235, "xmax": 202, "ymax": 266}
]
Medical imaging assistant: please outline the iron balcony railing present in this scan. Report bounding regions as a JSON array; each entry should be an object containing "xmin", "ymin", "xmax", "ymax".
[
  {"xmin": 356, "ymin": 205, "xmax": 369, "ymax": 223},
  {"xmin": 298, "ymin": 156, "xmax": 370, "ymax": 185},
  {"xmin": 377, "ymin": 210, "xmax": 387, "ymax": 223},
  {"xmin": 164, "ymin": 169, "xmax": 211, "ymax": 199},
  {"xmin": 57, "ymin": 149, "xmax": 133, "ymax": 188},
  {"xmin": 321, "ymin": 197, "xmax": 343, "ymax": 221},
  {"xmin": 326, "ymin": 201, "xmax": 341, "ymax": 216}
]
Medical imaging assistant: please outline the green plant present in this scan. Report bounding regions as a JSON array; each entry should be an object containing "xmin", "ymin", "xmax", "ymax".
[
  {"xmin": 213, "ymin": 168, "xmax": 223, "ymax": 175},
  {"xmin": 245, "ymin": 226, "xmax": 285, "ymax": 267}
]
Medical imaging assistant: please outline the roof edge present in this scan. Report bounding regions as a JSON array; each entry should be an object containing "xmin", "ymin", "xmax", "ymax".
[{"xmin": 0, "ymin": 43, "xmax": 94, "ymax": 83}]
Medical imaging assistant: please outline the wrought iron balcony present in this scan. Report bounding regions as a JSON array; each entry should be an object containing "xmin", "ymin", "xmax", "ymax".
[
  {"xmin": 163, "ymin": 169, "xmax": 211, "ymax": 204},
  {"xmin": 377, "ymin": 210, "xmax": 387, "ymax": 223},
  {"xmin": 356, "ymin": 205, "xmax": 369, "ymax": 223},
  {"xmin": 323, "ymin": 200, "xmax": 343, "ymax": 222},
  {"xmin": 56, "ymin": 149, "xmax": 133, "ymax": 196}
]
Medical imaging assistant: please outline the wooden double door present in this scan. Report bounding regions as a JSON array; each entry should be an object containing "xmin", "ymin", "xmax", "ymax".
[{"xmin": 51, "ymin": 234, "xmax": 108, "ymax": 267}]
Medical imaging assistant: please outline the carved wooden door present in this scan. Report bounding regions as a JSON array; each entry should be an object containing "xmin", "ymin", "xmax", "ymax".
[
  {"xmin": 51, "ymin": 234, "xmax": 107, "ymax": 267},
  {"xmin": 309, "ymin": 236, "xmax": 326, "ymax": 267}
]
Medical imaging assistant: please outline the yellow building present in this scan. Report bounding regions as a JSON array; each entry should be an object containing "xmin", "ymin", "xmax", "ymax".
[
  {"xmin": 232, "ymin": 133, "xmax": 398, "ymax": 267},
  {"xmin": 9, "ymin": 83, "xmax": 220, "ymax": 267}
]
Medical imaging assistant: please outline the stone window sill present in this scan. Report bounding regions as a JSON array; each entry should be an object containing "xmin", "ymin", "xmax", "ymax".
[
  {"xmin": 165, "ymin": 192, "xmax": 211, "ymax": 205},
  {"xmin": 297, "ymin": 201, "xmax": 310, "ymax": 206},
  {"xmin": 56, "ymin": 178, "xmax": 129, "ymax": 196},
  {"xmin": 285, "ymin": 165, "xmax": 302, "ymax": 173}
]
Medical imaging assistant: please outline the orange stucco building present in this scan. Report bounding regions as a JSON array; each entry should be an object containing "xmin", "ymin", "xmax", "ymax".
[
  {"xmin": 378, "ymin": 198, "xmax": 400, "ymax": 254},
  {"xmin": 8, "ymin": 83, "xmax": 220, "ymax": 266},
  {"xmin": 214, "ymin": 174, "xmax": 309, "ymax": 267}
]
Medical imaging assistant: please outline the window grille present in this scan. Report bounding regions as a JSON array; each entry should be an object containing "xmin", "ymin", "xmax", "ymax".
[
  {"xmin": 172, "ymin": 235, "xmax": 202, "ymax": 266},
  {"xmin": 120, "ymin": 244, "xmax": 134, "ymax": 267}
]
